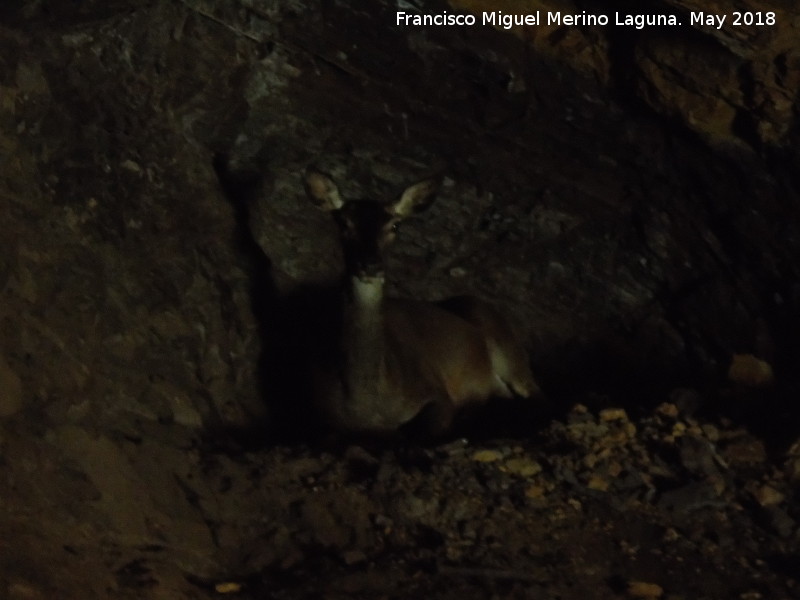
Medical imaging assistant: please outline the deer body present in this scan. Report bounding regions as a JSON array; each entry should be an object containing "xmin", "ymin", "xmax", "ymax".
[{"xmin": 305, "ymin": 170, "xmax": 540, "ymax": 434}]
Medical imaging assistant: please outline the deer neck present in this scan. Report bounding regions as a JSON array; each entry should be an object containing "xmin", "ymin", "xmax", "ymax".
[{"xmin": 342, "ymin": 274, "xmax": 388, "ymax": 398}]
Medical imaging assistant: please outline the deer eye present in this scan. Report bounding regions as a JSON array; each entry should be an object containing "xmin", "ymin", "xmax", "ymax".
[{"xmin": 380, "ymin": 220, "xmax": 394, "ymax": 235}]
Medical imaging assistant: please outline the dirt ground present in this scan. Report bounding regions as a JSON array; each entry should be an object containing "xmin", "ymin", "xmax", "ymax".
[{"xmin": 3, "ymin": 393, "xmax": 799, "ymax": 599}]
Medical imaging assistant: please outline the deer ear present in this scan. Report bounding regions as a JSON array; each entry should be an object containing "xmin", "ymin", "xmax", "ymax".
[
  {"xmin": 305, "ymin": 170, "xmax": 344, "ymax": 210},
  {"xmin": 391, "ymin": 178, "xmax": 441, "ymax": 217}
]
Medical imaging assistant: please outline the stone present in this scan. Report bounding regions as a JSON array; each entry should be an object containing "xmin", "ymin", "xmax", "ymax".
[{"xmin": 0, "ymin": 353, "xmax": 23, "ymax": 417}]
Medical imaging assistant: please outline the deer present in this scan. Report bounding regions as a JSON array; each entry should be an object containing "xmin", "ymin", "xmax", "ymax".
[{"xmin": 304, "ymin": 169, "xmax": 541, "ymax": 435}]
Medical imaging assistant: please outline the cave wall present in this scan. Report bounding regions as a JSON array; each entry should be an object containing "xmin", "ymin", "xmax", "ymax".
[
  {"xmin": 1, "ymin": 0, "xmax": 799, "ymax": 428},
  {"xmin": 4, "ymin": 0, "xmax": 797, "ymax": 418}
]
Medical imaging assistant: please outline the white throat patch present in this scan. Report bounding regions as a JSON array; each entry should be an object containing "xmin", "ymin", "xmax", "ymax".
[{"xmin": 351, "ymin": 276, "xmax": 384, "ymax": 308}]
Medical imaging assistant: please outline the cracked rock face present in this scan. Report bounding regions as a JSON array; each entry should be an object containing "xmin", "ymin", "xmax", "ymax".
[
  {"xmin": 453, "ymin": 0, "xmax": 800, "ymax": 147},
  {"xmin": 1, "ymin": 0, "xmax": 799, "ymax": 598}
]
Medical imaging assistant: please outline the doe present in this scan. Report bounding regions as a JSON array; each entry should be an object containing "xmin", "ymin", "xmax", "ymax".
[{"xmin": 304, "ymin": 169, "xmax": 541, "ymax": 435}]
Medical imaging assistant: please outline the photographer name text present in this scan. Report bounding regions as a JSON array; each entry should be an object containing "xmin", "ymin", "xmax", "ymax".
[{"xmin": 396, "ymin": 11, "xmax": 777, "ymax": 30}]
